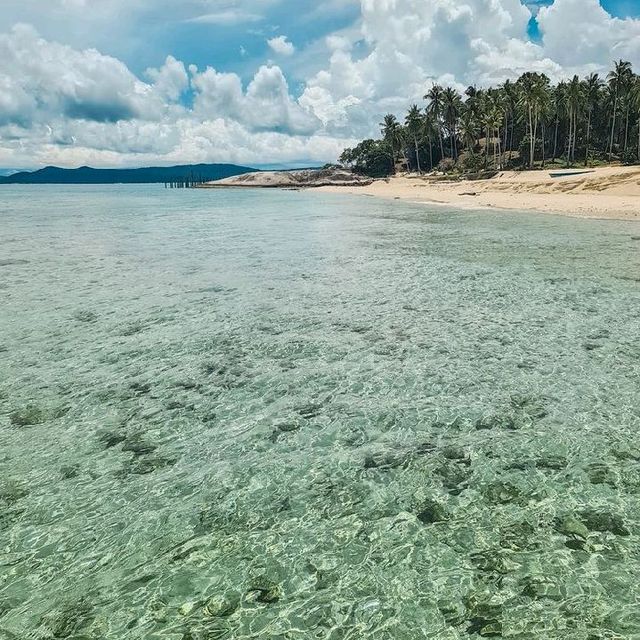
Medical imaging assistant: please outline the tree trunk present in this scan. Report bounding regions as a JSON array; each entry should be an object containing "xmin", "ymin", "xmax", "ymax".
[
  {"xmin": 624, "ymin": 105, "xmax": 630, "ymax": 152},
  {"xmin": 438, "ymin": 128, "xmax": 445, "ymax": 160},
  {"xmin": 566, "ymin": 108, "xmax": 572, "ymax": 167},
  {"xmin": 528, "ymin": 106, "xmax": 534, "ymax": 168},
  {"xmin": 503, "ymin": 113, "xmax": 508, "ymax": 159},
  {"xmin": 414, "ymin": 136, "xmax": 421, "ymax": 174},
  {"xmin": 429, "ymin": 138, "xmax": 434, "ymax": 171},
  {"xmin": 508, "ymin": 119, "xmax": 514, "ymax": 163},
  {"xmin": 552, "ymin": 117, "xmax": 559, "ymax": 162},
  {"xmin": 541, "ymin": 121, "xmax": 546, "ymax": 168},
  {"xmin": 609, "ymin": 93, "xmax": 618, "ymax": 162},
  {"xmin": 585, "ymin": 109, "xmax": 592, "ymax": 167},
  {"xmin": 484, "ymin": 126, "xmax": 490, "ymax": 169}
]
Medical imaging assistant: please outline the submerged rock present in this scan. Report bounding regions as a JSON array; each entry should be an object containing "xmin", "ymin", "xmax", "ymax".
[
  {"xmin": 60, "ymin": 464, "xmax": 80, "ymax": 480},
  {"xmin": 0, "ymin": 481, "xmax": 29, "ymax": 506},
  {"xmin": 245, "ymin": 577, "xmax": 282, "ymax": 604},
  {"xmin": 520, "ymin": 575, "xmax": 564, "ymax": 600},
  {"xmin": 475, "ymin": 412, "xmax": 519, "ymax": 431},
  {"xmin": 203, "ymin": 594, "xmax": 239, "ymax": 617},
  {"xmin": 9, "ymin": 405, "xmax": 46, "ymax": 427},
  {"xmin": 415, "ymin": 498, "xmax": 449, "ymax": 524},
  {"xmin": 73, "ymin": 309, "xmax": 98, "ymax": 323},
  {"xmin": 126, "ymin": 455, "xmax": 177, "ymax": 475},
  {"xmin": 482, "ymin": 481, "xmax": 528, "ymax": 505},
  {"xmin": 269, "ymin": 417, "xmax": 304, "ymax": 442},
  {"xmin": 122, "ymin": 435, "xmax": 158, "ymax": 458},
  {"xmin": 556, "ymin": 515, "xmax": 590, "ymax": 541},
  {"xmin": 578, "ymin": 509, "xmax": 630, "ymax": 536},
  {"xmin": 98, "ymin": 430, "xmax": 127, "ymax": 449},
  {"xmin": 364, "ymin": 450, "xmax": 408, "ymax": 470}
]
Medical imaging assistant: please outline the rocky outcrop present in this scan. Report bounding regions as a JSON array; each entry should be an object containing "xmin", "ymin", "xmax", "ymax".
[{"xmin": 198, "ymin": 167, "xmax": 373, "ymax": 189}]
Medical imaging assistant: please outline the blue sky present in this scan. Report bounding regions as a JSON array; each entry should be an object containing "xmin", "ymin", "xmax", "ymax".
[{"xmin": 0, "ymin": 0, "xmax": 639, "ymax": 170}]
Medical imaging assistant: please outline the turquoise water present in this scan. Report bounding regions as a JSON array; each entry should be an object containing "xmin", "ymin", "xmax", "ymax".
[{"xmin": 1, "ymin": 185, "xmax": 640, "ymax": 639}]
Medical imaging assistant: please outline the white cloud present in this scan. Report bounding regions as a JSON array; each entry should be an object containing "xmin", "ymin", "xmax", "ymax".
[
  {"xmin": 537, "ymin": 0, "xmax": 640, "ymax": 70},
  {"xmin": 187, "ymin": 10, "xmax": 261, "ymax": 25},
  {"xmin": 267, "ymin": 35, "xmax": 295, "ymax": 56}
]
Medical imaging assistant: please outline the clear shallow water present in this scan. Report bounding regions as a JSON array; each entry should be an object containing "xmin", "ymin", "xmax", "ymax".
[{"xmin": 1, "ymin": 185, "xmax": 640, "ymax": 639}]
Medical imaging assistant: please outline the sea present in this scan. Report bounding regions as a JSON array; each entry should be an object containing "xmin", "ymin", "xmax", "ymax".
[{"xmin": 1, "ymin": 185, "xmax": 639, "ymax": 639}]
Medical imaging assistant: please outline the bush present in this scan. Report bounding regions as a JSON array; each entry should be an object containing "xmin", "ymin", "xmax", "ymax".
[
  {"xmin": 460, "ymin": 153, "xmax": 483, "ymax": 173},
  {"xmin": 437, "ymin": 157, "xmax": 457, "ymax": 173},
  {"xmin": 621, "ymin": 150, "xmax": 639, "ymax": 165}
]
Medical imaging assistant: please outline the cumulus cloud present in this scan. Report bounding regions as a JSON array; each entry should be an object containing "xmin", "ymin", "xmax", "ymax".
[
  {"xmin": 538, "ymin": 0, "xmax": 640, "ymax": 70},
  {"xmin": 267, "ymin": 35, "xmax": 295, "ymax": 56},
  {"xmin": 0, "ymin": 24, "xmax": 170, "ymax": 127}
]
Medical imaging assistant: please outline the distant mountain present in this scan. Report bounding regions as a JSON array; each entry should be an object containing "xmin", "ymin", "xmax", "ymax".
[{"xmin": 0, "ymin": 163, "xmax": 257, "ymax": 185}]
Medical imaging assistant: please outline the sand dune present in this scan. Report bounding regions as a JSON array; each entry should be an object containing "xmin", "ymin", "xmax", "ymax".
[{"xmin": 318, "ymin": 166, "xmax": 640, "ymax": 220}]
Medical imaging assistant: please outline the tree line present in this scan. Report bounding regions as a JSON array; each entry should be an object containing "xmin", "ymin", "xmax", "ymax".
[{"xmin": 338, "ymin": 60, "xmax": 640, "ymax": 177}]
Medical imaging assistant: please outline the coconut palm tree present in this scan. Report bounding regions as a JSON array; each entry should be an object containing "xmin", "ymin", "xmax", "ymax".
[
  {"xmin": 425, "ymin": 84, "xmax": 446, "ymax": 160},
  {"xmin": 565, "ymin": 75, "xmax": 584, "ymax": 165},
  {"xmin": 442, "ymin": 87, "xmax": 462, "ymax": 160},
  {"xmin": 583, "ymin": 73, "xmax": 603, "ymax": 166},
  {"xmin": 607, "ymin": 59, "xmax": 633, "ymax": 161},
  {"xmin": 405, "ymin": 105, "xmax": 424, "ymax": 173},
  {"xmin": 422, "ymin": 112, "xmax": 438, "ymax": 171},
  {"xmin": 458, "ymin": 106, "xmax": 479, "ymax": 156},
  {"xmin": 633, "ymin": 76, "xmax": 640, "ymax": 162},
  {"xmin": 380, "ymin": 114, "xmax": 401, "ymax": 172},
  {"xmin": 517, "ymin": 72, "xmax": 549, "ymax": 168},
  {"xmin": 501, "ymin": 79, "xmax": 518, "ymax": 163}
]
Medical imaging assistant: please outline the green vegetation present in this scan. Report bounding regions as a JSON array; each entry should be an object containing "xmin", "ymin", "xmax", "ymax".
[{"xmin": 339, "ymin": 60, "xmax": 640, "ymax": 177}]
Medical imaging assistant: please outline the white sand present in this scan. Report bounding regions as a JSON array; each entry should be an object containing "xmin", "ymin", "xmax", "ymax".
[{"xmin": 317, "ymin": 166, "xmax": 640, "ymax": 220}]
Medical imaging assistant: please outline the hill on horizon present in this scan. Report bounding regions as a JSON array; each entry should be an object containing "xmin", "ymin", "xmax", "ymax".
[{"xmin": 0, "ymin": 163, "xmax": 257, "ymax": 185}]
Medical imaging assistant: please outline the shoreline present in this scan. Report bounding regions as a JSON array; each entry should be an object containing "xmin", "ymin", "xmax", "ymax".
[{"xmin": 315, "ymin": 166, "xmax": 640, "ymax": 221}]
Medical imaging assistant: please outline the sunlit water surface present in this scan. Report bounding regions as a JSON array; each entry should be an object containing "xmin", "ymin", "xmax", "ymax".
[{"xmin": 1, "ymin": 185, "xmax": 640, "ymax": 639}]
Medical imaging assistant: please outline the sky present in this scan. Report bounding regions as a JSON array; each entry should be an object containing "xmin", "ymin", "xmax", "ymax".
[{"xmin": 1, "ymin": 0, "xmax": 639, "ymax": 171}]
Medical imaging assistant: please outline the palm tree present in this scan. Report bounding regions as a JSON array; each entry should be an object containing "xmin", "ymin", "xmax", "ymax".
[
  {"xmin": 458, "ymin": 106, "xmax": 479, "ymax": 155},
  {"xmin": 425, "ymin": 84, "xmax": 446, "ymax": 160},
  {"xmin": 380, "ymin": 114, "xmax": 401, "ymax": 172},
  {"xmin": 633, "ymin": 76, "xmax": 640, "ymax": 162},
  {"xmin": 405, "ymin": 105, "xmax": 423, "ymax": 173},
  {"xmin": 565, "ymin": 75, "xmax": 584, "ymax": 165},
  {"xmin": 501, "ymin": 79, "xmax": 518, "ymax": 163},
  {"xmin": 517, "ymin": 72, "xmax": 549, "ymax": 168},
  {"xmin": 583, "ymin": 73, "xmax": 602, "ymax": 166},
  {"xmin": 551, "ymin": 82, "xmax": 567, "ymax": 163},
  {"xmin": 607, "ymin": 59, "xmax": 633, "ymax": 161},
  {"xmin": 422, "ymin": 112, "xmax": 438, "ymax": 171},
  {"xmin": 442, "ymin": 87, "xmax": 462, "ymax": 160}
]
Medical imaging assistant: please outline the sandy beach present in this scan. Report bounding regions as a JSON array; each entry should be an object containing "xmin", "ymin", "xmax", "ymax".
[{"xmin": 317, "ymin": 166, "xmax": 640, "ymax": 220}]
